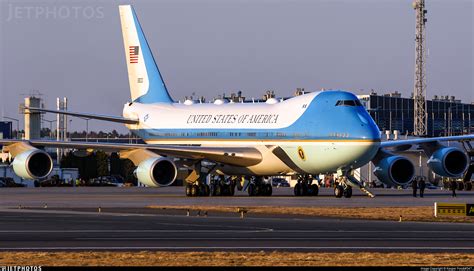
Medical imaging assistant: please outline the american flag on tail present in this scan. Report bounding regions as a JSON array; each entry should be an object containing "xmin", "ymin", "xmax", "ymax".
[{"xmin": 129, "ymin": 46, "xmax": 139, "ymax": 64}]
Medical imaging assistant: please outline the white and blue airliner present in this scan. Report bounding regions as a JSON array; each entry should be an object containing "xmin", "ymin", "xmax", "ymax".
[{"xmin": 1, "ymin": 5, "xmax": 472, "ymax": 198}]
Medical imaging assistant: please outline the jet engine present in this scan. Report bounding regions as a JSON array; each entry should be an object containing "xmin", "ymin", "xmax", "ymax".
[
  {"xmin": 135, "ymin": 156, "xmax": 177, "ymax": 187},
  {"xmin": 12, "ymin": 149, "xmax": 53, "ymax": 179},
  {"xmin": 373, "ymin": 155, "xmax": 415, "ymax": 187},
  {"xmin": 427, "ymin": 147, "xmax": 468, "ymax": 177}
]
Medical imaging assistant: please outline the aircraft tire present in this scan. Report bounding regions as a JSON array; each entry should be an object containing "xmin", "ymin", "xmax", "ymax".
[
  {"xmin": 343, "ymin": 186, "xmax": 352, "ymax": 198},
  {"xmin": 334, "ymin": 185, "xmax": 343, "ymax": 198},
  {"xmin": 310, "ymin": 184, "xmax": 319, "ymax": 196},
  {"xmin": 254, "ymin": 184, "xmax": 261, "ymax": 196},
  {"xmin": 294, "ymin": 183, "xmax": 302, "ymax": 196},
  {"xmin": 185, "ymin": 184, "xmax": 192, "ymax": 196},
  {"xmin": 203, "ymin": 184, "xmax": 210, "ymax": 196},
  {"xmin": 215, "ymin": 184, "xmax": 222, "ymax": 196},
  {"xmin": 301, "ymin": 183, "xmax": 309, "ymax": 196},
  {"xmin": 191, "ymin": 185, "xmax": 199, "ymax": 197}
]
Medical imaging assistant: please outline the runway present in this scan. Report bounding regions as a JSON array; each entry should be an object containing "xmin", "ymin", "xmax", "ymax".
[
  {"xmin": 0, "ymin": 187, "xmax": 472, "ymax": 252},
  {"xmin": 0, "ymin": 186, "xmax": 472, "ymax": 208},
  {"xmin": 0, "ymin": 206, "xmax": 473, "ymax": 252}
]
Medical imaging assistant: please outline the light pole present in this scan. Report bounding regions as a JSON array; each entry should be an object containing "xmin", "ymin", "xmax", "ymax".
[
  {"xmin": 69, "ymin": 119, "xmax": 72, "ymax": 141},
  {"xmin": 3, "ymin": 116, "xmax": 20, "ymax": 139},
  {"xmin": 85, "ymin": 119, "xmax": 89, "ymax": 141}
]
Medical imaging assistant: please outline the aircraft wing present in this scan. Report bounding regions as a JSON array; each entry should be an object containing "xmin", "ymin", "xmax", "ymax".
[
  {"xmin": 0, "ymin": 139, "xmax": 262, "ymax": 167},
  {"xmin": 380, "ymin": 135, "xmax": 474, "ymax": 151},
  {"xmin": 24, "ymin": 107, "xmax": 139, "ymax": 125}
]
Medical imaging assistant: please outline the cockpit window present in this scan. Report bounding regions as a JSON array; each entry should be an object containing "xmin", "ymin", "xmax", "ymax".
[{"xmin": 336, "ymin": 100, "xmax": 362, "ymax": 106}]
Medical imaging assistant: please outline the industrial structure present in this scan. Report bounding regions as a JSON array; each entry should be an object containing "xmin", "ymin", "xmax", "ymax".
[
  {"xmin": 412, "ymin": 0, "xmax": 428, "ymax": 136},
  {"xmin": 56, "ymin": 97, "xmax": 68, "ymax": 162},
  {"xmin": 22, "ymin": 96, "xmax": 42, "ymax": 140},
  {"xmin": 0, "ymin": 122, "xmax": 12, "ymax": 139}
]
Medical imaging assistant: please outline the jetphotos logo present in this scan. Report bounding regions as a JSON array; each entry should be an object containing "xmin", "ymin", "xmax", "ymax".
[
  {"xmin": 1, "ymin": 267, "xmax": 42, "ymax": 271},
  {"xmin": 5, "ymin": 3, "xmax": 105, "ymax": 21}
]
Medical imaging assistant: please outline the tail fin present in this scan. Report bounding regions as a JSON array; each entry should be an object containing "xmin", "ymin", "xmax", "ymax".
[{"xmin": 119, "ymin": 5, "xmax": 173, "ymax": 104}]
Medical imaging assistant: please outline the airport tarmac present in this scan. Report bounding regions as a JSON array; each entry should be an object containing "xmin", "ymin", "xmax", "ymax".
[
  {"xmin": 0, "ymin": 207, "xmax": 473, "ymax": 252},
  {"xmin": 0, "ymin": 187, "xmax": 473, "ymax": 252},
  {"xmin": 0, "ymin": 186, "xmax": 472, "ymax": 208}
]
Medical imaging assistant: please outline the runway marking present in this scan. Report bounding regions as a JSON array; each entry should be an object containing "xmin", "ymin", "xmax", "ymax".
[
  {"xmin": 0, "ymin": 246, "xmax": 473, "ymax": 251},
  {"xmin": 0, "ymin": 230, "xmax": 472, "ymax": 233},
  {"xmin": 76, "ymin": 237, "xmax": 474, "ymax": 241},
  {"xmin": 0, "ymin": 230, "xmax": 271, "ymax": 233},
  {"xmin": 152, "ymin": 221, "xmax": 273, "ymax": 231}
]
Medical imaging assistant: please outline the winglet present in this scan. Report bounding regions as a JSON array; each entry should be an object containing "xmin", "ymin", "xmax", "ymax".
[{"xmin": 119, "ymin": 5, "xmax": 174, "ymax": 104}]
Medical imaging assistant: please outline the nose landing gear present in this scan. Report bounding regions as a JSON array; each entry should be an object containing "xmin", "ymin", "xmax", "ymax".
[
  {"xmin": 334, "ymin": 169, "xmax": 374, "ymax": 198},
  {"xmin": 333, "ymin": 183, "xmax": 352, "ymax": 198}
]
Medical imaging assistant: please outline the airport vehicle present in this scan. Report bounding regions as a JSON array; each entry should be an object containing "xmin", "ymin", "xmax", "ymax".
[
  {"xmin": 0, "ymin": 177, "xmax": 26, "ymax": 188},
  {"xmin": 272, "ymin": 178, "xmax": 290, "ymax": 187},
  {"xmin": 424, "ymin": 183, "xmax": 438, "ymax": 190},
  {"xmin": 1, "ymin": 5, "xmax": 473, "ymax": 198}
]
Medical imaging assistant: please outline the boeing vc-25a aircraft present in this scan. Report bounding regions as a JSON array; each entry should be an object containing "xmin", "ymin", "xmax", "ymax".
[{"xmin": 1, "ymin": 5, "xmax": 473, "ymax": 198}]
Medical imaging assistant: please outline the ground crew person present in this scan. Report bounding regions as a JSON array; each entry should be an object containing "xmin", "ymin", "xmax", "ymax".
[
  {"xmin": 419, "ymin": 178, "xmax": 425, "ymax": 198},
  {"xmin": 412, "ymin": 178, "xmax": 418, "ymax": 197},
  {"xmin": 450, "ymin": 180, "xmax": 457, "ymax": 198}
]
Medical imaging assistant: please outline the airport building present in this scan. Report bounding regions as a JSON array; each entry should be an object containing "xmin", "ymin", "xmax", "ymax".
[
  {"xmin": 0, "ymin": 121, "xmax": 12, "ymax": 139},
  {"xmin": 357, "ymin": 90, "xmax": 474, "ymax": 137}
]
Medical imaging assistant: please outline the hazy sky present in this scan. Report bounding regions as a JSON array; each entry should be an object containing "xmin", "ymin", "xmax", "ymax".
[{"xmin": 1, "ymin": 0, "xmax": 472, "ymax": 133}]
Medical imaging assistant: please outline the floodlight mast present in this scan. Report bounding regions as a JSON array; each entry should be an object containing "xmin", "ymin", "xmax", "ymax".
[{"xmin": 413, "ymin": 0, "xmax": 428, "ymax": 136}]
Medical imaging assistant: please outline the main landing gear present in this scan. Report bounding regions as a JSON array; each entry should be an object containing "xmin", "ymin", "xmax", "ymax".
[
  {"xmin": 184, "ymin": 161, "xmax": 214, "ymax": 197},
  {"xmin": 210, "ymin": 176, "xmax": 236, "ymax": 196},
  {"xmin": 185, "ymin": 183, "xmax": 210, "ymax": 197},
  {"xmin": 247, "ymin": 177, "xmax": 273, "ymax": 196},
  {"xmin": 294, "ymin": 175, "xmax": 319, "ymax": 196}
]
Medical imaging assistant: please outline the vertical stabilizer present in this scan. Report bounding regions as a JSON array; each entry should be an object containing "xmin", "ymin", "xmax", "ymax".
[{"xmin": 119, "ymin": 5, "xmax": 173, "ymax": 103}]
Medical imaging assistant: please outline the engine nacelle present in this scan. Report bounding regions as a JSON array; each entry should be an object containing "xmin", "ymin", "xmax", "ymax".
[
  {"xmin": 135, "ymin": 157, "xmax": 177, "ymax": 187},
  {"xmin": 427, "ymin": 147, "xmax": 468, "ymax": 177},
  {"xmin": 373, "ymin": 155, "xmax": 415, "ymax": 187},
  {"xmin": 12, "ymin": 149, "xmax": 53, "ymax": 179}
]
